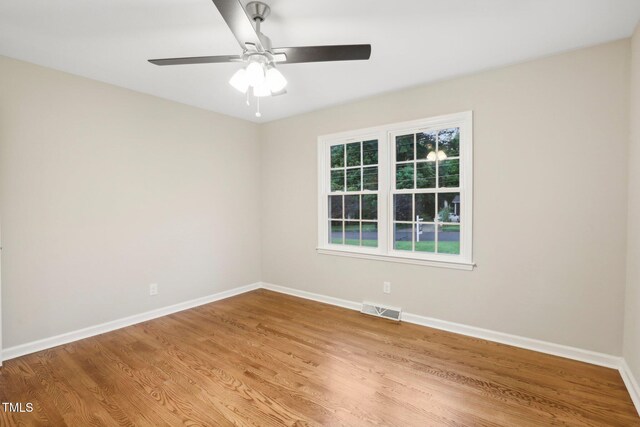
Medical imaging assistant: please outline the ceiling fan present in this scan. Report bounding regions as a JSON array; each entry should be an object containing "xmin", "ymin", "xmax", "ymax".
[{"xmin": 148, "ymin": 0, "xmax": 371, "ymax": 117}]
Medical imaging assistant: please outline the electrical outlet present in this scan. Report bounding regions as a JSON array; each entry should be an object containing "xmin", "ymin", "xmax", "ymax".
[
  {"xmin": 383, "ymin": 281, "xmax": 391, "ymax": 294},
  {"xmin": 149, "ymin": 283, "xmax": 158, "ymax": 296}
]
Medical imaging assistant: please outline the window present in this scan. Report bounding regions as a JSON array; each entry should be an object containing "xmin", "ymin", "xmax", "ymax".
[
  {"xmin": 328, "ymin": 139, "xmax": 379, "ymax": 247},
  {"xmin": 391, "ymin": 128, "xmax": 462, "ymax": 255},
  {"xmin": 317, "ymin": 112, "xmax": 473, "ymax": 270}
]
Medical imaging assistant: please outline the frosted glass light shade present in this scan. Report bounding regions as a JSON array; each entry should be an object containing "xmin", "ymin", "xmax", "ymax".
[
  {"xmin": 266, "ymin": 67, "xmax": 287, "ymax": 93},
  {"xmin": 253, "ymin": 81, "xmax": 271, "ymax": 97},
  {"xmin": 246, "ymin": 62, "xmax": 265, "ymax": 87},
  {"xmin": 229, "ymin": 69, "xmax": 249, "ymax": 93}
]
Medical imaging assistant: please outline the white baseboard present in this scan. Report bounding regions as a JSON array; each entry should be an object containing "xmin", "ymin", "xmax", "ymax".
[
  {"xmin": 620, "ymin": 360, "xmax": 640, "ymax": 416},
  {"xmin": 401, "ymin": 312, "xmax": 622, "ymax": 369},
  {"xmin": 2, "ymin": 280, "xmax": 638, "ymax": 417},
  {"xmin": 260, "ymin": 282, "xmax": 362, "ymax": 311},
  {"xmin": 1, "ymin": 280, "xmax": 621, "ymax": 369},
  {"xmin": 2, "ymin": 282, "xmax": 261, "ymax": 361},
  {"xmin": 260, "ymin": 282, "xmax": 621, "ymax": 368}
]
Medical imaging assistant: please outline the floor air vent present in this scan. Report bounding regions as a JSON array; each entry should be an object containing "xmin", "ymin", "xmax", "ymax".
[{"xmin": 361, "ymin": 302, "xmax": 402, "ymax": 321}]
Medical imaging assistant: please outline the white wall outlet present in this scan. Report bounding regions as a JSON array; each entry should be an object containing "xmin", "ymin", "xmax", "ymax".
[
  {"xmin": 383, "ymin": 281, "xmax": 391, "ymax": 294},
  {"xmin": 149, "ymin": 283, "xmax": 158, "ymax": 296}
]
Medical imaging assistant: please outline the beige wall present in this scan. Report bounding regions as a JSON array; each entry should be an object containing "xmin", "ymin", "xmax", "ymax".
[
  {"xmin": 260, "ymin": 40, "xmax": 630, "ymax": 355},
  {"xmin": 625, "ymin": 24, "xmax": 640, "ymax": 379},
  {"xmin": 0, "ymin": 38, "xmax": 634, "ymax": 357},
  {"xmin": 0, "ymin": 56, "xmax": 261, "ymax": 348}
]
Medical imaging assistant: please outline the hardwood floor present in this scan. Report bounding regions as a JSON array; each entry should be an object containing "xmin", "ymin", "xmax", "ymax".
[{"xmin": 0, "ymin": 289, "xmax": 638, "ymax": 426}]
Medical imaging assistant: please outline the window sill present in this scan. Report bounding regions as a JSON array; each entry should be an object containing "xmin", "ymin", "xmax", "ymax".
[{"xmin": 316, "ymin": 247, "xmax": 475, "ymax": 270}]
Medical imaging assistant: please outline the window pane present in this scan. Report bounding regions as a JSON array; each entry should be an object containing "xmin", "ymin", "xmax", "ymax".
[
  {"xmin": 345, "ymin": 195, "xmax": 360, "ymax": 220},
  {"xmin": 438, "ymin": 193, "xmax": 461, "ymax": 223},
  {"xmin": 394, "ymin": 223, "xmax": 413, "ymax": 251},
  {"xmin": 415, "ymin": 223, "xmax": 436, "ymax": 253},
  {"xmin": 363, "ymin": 140, "xmax": 378, "ymax": 165},
  {"xmin": 417, "ymin": 132, "xmax": 437, "ymax": 160},
  {"xmin": 331, "ymin": 144, "xmax": 344, "ymax": 168},
  {"xmin": 415, "ymin": 193, "xmax": 435, "ymax": 222},
  {"xmin": 439, "ymin": 159, "xmax": 460, "ymax": 188},
  {"xmin": 346, "ymin": 142, "xmax": 361, "ymax": 167},
  {"xmin": 331, "ymin": 169, "xmax": 345, "ymax": 192},
  {"xmin": 396, "ymin": 163, "xmax": 414, "ymax": 189},
  {"xmin": 362, "ymin": 222, "xmax": 378, "ymax": 247},
  {"xmin": 363, "ymin": 166, "xmax": 378, "ymax": 190},
  {"xmin": 330, "ymin": 221, "xmax": 343, "ymax": 244},
  {"xmin": 346, "ymin": 168, "xmax": 361, "ymax": 191},
  {"xmin": 416, "ymin": 162, "xmax": 436, "ymax": 188},
  {"xmin": 362, "ymin": 194, "xmax": 377, "ymax": 220},
  {"xmin": 438, "ymin": 224, "xmax": 460, "ymax": 254},
  {"xmin": 329, "ymin": 195, "xmax": 343, "ymax": 219},
  {"xmin": 394, "ymin": 194, "xmax": 412, "ymax": 221},
  {"xmin": 439, "ymin": 128, "xmax": 460, "ymax": 157},
  {"xmin": 396, "ymin": 134, "xmax": 414, "ymax": 161},
  {"xmin": 345, "ymin": 221, "xmax": 360, "ymax": 246}
]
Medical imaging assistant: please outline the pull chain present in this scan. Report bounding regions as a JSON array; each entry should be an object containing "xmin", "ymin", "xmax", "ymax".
[{"xmin": 256, "ymin": 96, "xmax": 261, "ymax": 118}]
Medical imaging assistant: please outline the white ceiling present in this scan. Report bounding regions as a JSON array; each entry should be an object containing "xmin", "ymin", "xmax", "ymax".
[{"xmin": 1, "ymin": 0, "xmax": 639, "ymax": 123}]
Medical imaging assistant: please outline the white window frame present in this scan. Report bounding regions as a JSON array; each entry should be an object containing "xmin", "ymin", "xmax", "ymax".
[{"xmin": 317, "ymin": 111, "xmax": 474, "ymax": 270}]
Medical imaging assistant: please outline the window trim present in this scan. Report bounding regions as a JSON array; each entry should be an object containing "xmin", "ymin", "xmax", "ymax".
[{"xmin": 317, "ymin": 111, "xmax": 474, "ymax": 270}]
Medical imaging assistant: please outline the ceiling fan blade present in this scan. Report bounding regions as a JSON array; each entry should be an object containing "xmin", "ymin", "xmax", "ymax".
[
  {"xmin": 148, "ymin": 55, "xmax": 242, "ymax": 66},
  {"xmin": 211, "ymin": 0, "xmax": 264, "ymax": 51},
  {"xmin": 271, "ymin": 45, "xmax": 371, "ymax": 64}
]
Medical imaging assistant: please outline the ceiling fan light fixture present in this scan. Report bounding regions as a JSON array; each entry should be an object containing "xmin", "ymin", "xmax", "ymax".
[
  {"xmin": 266, "ymin": 66, "xmax": 287, "ymax": 93},
  {"xmin": 229, "ymin": 68, "xmax": 249, "ymax": 93},
  {"xmin": 246, "ymin": 61, "xmax": 266, "ymax": 87},
  {"xmin": 149, "ymin": 1, "xmax": 371, "ymax": 118}
]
